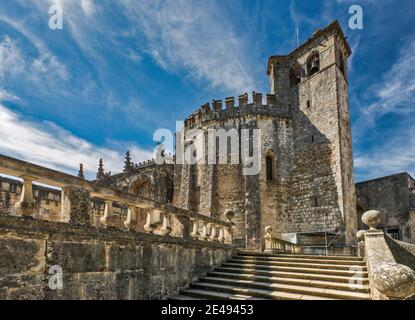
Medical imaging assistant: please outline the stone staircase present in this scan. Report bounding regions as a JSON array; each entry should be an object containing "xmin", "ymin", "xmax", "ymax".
[{"xmin": 170, "ymin": 251, "xmax": 371, "ymax": 300}]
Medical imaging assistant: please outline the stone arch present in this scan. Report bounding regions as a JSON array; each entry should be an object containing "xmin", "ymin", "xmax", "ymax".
[
  {"xmin": 129, "ymin": 175, "xmax": 153, "ymax": 198},
  {"xmin": 289, "ymin": 63, "xmax": 301, "ymax": 87},
  {"xmin": 307, "ymin": 51, "xmax": 320, "ymax": 77}
]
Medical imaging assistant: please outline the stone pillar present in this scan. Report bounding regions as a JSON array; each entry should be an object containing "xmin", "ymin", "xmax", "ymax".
[
  {"xmin": 264, "ymin": 226, "xmax": 273, "ymax": 253},
  {"xmin": 190, "ymin": 219, "xmax": 200, "ymax": 239},
  {"xmin": 199, "ymin": 222, "xmax": 208, "ymax": 241},
  {"xmin": 124, "ymin": 205, "xmax": 137, "ymax": 229},
  {"xmin": 160, "ymin": 213, "xmax": 172, "ymax": 235},
  {"xmin": 15, "ymin": 176, "xmax": 38, "ymax": 217},
  {"xmin": 144, "ymin": 209, "xmax": 163, "ymax": 233},
  {"xmin": 356, "ymin": 230, "xmax": 366, "ymax": 258},
  {"xmin": 218, "ymin": 227, "xmax": 225, "ymax": 243},
  {"xmin": 61, "ymin": 186, "xmax": 91, "ymax": 226},
  {"xmin": 209, "ymin": 224, "xmax": 217, "ymax": 241},
  {"xmin": 100, "ymin": 200, "xmax": 113, "ymax": 226}
]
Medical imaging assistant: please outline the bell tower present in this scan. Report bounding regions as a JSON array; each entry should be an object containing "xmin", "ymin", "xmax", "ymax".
[{"xmin": 267, "ymin": 21, "xmax": 357, "ymax": 246}]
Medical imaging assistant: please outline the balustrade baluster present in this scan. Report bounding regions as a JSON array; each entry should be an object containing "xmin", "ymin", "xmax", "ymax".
[{"xmin": 15, "ymin": 176, "xmax": 37, "ymax": 217}]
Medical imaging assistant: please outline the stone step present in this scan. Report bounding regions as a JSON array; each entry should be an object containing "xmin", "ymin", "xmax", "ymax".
[
  {"xmin": 233, "ymin": 255, "xmax": 367, "ymax": 266},
  {"xmin": 214, "ymin": 266, "xmax": 369, "ymax": 284},
  {"xmin": 168, "ymin": 295, "xmax": 206, "ymax": 300},
  {"xmin": 179, "ymin": 288, "xmax": 268, "ymax": 300},
  {"xmin": 206, "ymin": 271, "xmax": 370, "ymax": 293},
  {"xmin": 198, "ymin": 276, "xmax": 370, "ymax": 300},
  {"xmin": 168, "ymin": 252, "xmax": 371, "ymax": 300},
  {"xmin": 189, "ymin": 282, "xmax": 344, "ymax": 300},
  {"xmin": 221, "ymin": 262, "xmax": 368, "ymax": 277},
  {"xmin": 228, "ymin": 258, "xmax": 367, "ymax": 271},
  {"xmin": 237, "ymin": 251, "xmax": 362, "ymax": 261}
]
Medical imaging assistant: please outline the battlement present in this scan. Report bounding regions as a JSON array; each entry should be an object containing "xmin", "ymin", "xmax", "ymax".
[
  {"xmin": 184, "ymin": 91, "xmax": 289, "ymax": 128},
  {"xmin": 136, "ymin": 154, "xmax": 174, "ymax": 169}
]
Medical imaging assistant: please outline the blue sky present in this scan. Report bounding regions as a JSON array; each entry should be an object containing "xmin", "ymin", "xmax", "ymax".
[{"xmin": 0, "ymin": 0, "xmax": 414, "ymax": 182}]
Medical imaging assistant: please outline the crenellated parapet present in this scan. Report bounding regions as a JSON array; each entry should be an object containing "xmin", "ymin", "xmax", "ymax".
[
  {"xmin": 184, "ymin": 91, "xmax": 290, "ymax": 128},
  {"xmin": 135, "ymin": 154, "xmax": 174, "ymax": 169}
]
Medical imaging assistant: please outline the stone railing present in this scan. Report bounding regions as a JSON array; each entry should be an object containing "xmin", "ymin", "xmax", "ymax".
[
  {"xmin": 358, "ymin": 210, "xmax": 415, "ymax": 300},
  {"xmin": 0, "ymin": 154, "xmax": 233, "ymax": 243},
  {"xmin": 263, "ymin": 226, "xmax": 300, "ymax": 254}
]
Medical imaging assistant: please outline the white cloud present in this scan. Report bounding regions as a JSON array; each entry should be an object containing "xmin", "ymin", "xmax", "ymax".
[
  {"xmin": 0, "ymin": 104, "xmax": 153, "ymax": 179},
  {"xmin": 80, "ymin": 0, "xmax": 95, "ymax": 16},
  {"xmin": 0, "ymin": 32, "xmax": 68, "ymax": 98},
  {"xmin": 0, "ymin": 36, "xmax": 25, "ymax": 79},
  {"xmin": 351, "ymin": 37, "xmax": 415, "ymax": 181},
  {"xmin": 0, "ymin": 14, "xmax": 68, "ymax": 82},
  {"xmin": 363, "ymin": 38, "xmax": 415, "ymax": 117},
  {"xmin": 354, "ymin": 122, "xmax": 415, "ymax": 181},
  {"xmin": 0, "ymin": 89, "xmax": 20, "ymax": 102},
  {"xmin": 120, "ymin": 0, "xmax": 255, "ymax": 93}
]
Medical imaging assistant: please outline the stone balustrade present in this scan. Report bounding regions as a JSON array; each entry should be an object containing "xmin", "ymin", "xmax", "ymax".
[
  {"xmin": 0, "ymin": 154, "xmax": 232, "ymax": 243},
  {"xmin": 189, "ymin": 219, "xmax": 228, "ymax": 243},
  {"xmin": 358, "ymin": 210, "xmax": 415, "ymax": 300},
  {"xmin": 263, "ymin": 226, "xmax": 300, "ymax": 254}
]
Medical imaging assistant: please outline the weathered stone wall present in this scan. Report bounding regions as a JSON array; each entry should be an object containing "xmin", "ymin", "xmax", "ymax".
[
  {"xmin": 112, "ymin": 163, "xmax": 175, "ymax": 204},
  {"xmin": 178, "ymin": 110, "xmax": 294, "ymax": 250},
  {"xmin": 270, "ymin": 23, "xmax": 356, "ymax": 244},
  {"xmin": 0, "ymin": 214, "xmax": 236, "ymax": 300},
  {"xmin": 356, "ymin": 173, "xmax": 415, "ymax": 243},
  {"xmin": 175, "ymin": 22, "xmax": 357, "ymax": 249}
]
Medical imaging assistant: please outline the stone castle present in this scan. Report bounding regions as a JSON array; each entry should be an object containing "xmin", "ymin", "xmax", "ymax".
[
  {"xmin": 1, "ymin": 21, "xmax": 414, "ymax": 251},
  {"xmin": 1, "ymin": 20, "xmax": 415, "ymax": 300}
]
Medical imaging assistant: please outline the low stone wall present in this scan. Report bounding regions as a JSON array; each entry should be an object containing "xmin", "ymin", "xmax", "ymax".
[
  {"xmin": 359, "ymin": 210, "xmax": 415, "ymax": 300},
  {"xmin": 0, "ymin": 214, "xmax": 236, "ymax": 300}
]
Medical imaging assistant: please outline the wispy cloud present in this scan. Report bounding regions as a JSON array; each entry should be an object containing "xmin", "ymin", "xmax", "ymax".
[
  {"xmin": 0, "ymin": 13, "xmax": 68, "ymax": 83},
  {"xmin": 0, "ymin": 89, "xmax": 20, "ymax": 103},
  {"xmin": 363, "ymin": 38, "xmax": 415, "ymax": 117},
  {"xmin": 120, "ymin": 0, "xmax": 255, "ymax": 93},
  {"xmin": 0, "ymin": 36, "xmax": 25, "ymax": 79},
  {"xmin": 0, "ymin": 104, "xmax": 153, "ymax": 178},
  {"xmin": 352, "ymin": 37, "xmax": 415, "ymax": 180}
]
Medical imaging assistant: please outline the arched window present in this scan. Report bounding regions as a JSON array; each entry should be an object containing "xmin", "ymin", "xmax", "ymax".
[
  {"xmin": 129, "ymin": 177, "xmax": 152, "ymax": 198},
  {"xmin": 289, "ymin": 64, "xmax": 301, "ymax": 87},
  {"xmin": 307, "ymin": 51, "xmax": 320, "ymax": 77},
  {"xmin": 265, "ymin": 153, "xmax": 275, "ymax": 181}
]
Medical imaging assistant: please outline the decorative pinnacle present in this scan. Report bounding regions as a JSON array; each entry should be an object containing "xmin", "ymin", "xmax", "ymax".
[{"xmin": 78, "ymin": 163, "xmax": 85, "ymax": 179}]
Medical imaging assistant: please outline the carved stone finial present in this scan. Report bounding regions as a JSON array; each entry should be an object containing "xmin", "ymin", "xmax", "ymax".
[
  {"xmin": 362, "ymin": 210, "xmax": 382, "ymax": 230},
  {"xmin": 372, "ymin": 263, "xmax": 415, "ymax": 299},
  {"xmin": 123, "ymin": 151, "xmax": 133, "ymax": 173},
  {"xmin": 78, "ymin": 163, "xmax": 85, "ymax": 179},
  {"xmin": 96, "ymin": 158, "xmax": 105, "ymax": 182}
]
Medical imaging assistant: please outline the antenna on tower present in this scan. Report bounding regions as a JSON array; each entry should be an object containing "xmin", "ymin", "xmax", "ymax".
[{"xmin": 296, "ymin": 27, "xmax": 300, "ymax": 47}]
